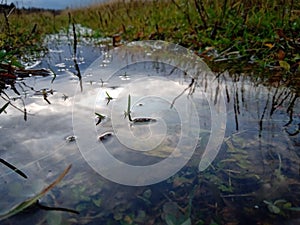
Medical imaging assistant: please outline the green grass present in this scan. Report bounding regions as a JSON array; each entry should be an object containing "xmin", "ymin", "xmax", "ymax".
[{"xmin": 1, "ymin": 0, "xmax": 300, "ymax": 80}]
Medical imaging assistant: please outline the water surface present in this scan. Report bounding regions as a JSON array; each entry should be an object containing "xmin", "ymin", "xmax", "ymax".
[{"xmin": 0, "ymin": 27, "xmax": 299, "ymax": 225}]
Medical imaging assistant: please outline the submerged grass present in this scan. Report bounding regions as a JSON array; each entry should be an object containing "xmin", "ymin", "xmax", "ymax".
[{"xmin": 0, "ymin": 165, "xmax": 76, "ymax": 221}]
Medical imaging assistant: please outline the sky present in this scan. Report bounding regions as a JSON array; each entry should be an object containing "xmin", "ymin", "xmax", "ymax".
[{"xmin": 3, "ymin": 0, "xmax": 108, "ymax": 10}]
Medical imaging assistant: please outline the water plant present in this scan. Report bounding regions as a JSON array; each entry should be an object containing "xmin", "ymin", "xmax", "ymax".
[
  {"xmin": 123, "ymin": 94, "xmax": 157, "ymax": 124},
  {"xmin": 105, "ymin": 91, "xmax": 113, "ymax": 105},
  {"xmin": 124, "ymin": 94, "xmax": 132, "ymax": 122},
  {"xmin": 95, "ymin": 112, "xmax": 106, "ymax": 125},
  {"xmin": 0, "ymin": 165, "xmax": 77, "ymax": 221},
  {"xmin": 264, "ymin": 199, "xmax": 300, "ymax": 215}
]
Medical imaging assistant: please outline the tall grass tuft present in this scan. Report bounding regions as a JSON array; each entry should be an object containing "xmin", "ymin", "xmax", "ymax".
[{"xmin": 2, "ymin": 0, "xmax": 300, "ymax": 76}]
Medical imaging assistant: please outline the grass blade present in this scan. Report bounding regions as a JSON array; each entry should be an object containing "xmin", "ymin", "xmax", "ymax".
[
  {"xmin": 127, "ymin": 94, "xmax": 132, "ymax": 122},
  {"xmin": 0, "ymin": 164, "xmax": 72, "ymax": 221},
  {"xmin": 36, "ymin": 201, "xmax": 79, "ymax": 214},
  {"xmin": 0, "ymin": 159, "xmax": 27, "ymax": 179},
  {"xmin": 0, "ymin": 102, "xmax": 10, "ymax": 114}
]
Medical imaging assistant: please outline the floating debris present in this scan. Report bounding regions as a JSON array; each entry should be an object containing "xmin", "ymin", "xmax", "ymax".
[
  {"xmin": 131, "ymin": 118, "xmax": 157, "ymax": 124},
  {"xmin": 98, "ymin": 132, "xmax": 113, "ymax": 142},
  {"xmin": 65, "ymin": 135, "xmax": 77, "ymax": 143}
]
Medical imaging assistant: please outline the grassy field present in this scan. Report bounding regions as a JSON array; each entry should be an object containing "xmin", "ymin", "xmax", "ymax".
[{"xmin": 1, "ymin": 0, "xmax": 300, "ymax": 80}]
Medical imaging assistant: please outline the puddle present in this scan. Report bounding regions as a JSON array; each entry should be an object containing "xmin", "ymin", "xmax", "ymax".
[{"xmin": 0, "ymin": 38, "xmax": 299, "ymax": 225}]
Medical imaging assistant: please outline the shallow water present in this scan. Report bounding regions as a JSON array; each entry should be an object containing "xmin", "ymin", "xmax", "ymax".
[{"xmin": 0, "ymin": 36, "xmax": 299, "ymax": 225}]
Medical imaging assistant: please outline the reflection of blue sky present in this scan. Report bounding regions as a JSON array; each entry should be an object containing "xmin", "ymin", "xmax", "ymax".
[{"xmin": 5, "ymin": 0, "xmax": 108, "ymax": 9}]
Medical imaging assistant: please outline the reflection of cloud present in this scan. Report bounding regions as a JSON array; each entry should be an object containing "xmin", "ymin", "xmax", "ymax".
[{"xmin": 6, "ymin": 0, "xmax": 107, "ymax": 9}]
